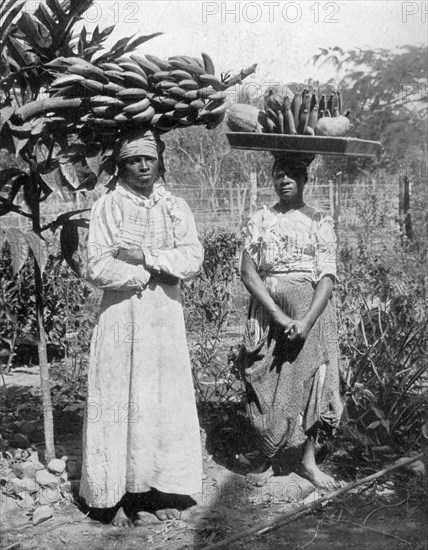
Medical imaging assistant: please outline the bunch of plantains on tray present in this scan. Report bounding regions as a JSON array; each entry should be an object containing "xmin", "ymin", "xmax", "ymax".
[
  {"xmin": 227, "ymin": 86, "xmax": 351, "ymax": 137},
  {"xmin": 13, "ymin": 53, "xmax": 257, "ymax": 139}
]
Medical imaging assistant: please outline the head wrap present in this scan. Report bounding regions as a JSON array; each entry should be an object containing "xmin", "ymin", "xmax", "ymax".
[
  {"xmin": 271, "ymin": 153, "xmax": 316, "ymax": 183},
  {"xmin": 117, "ymin": 129, "xmax": 166, "ymax": 179}
]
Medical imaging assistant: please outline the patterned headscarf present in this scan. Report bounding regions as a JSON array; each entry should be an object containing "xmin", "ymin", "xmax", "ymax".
[{"xmin": 117, "ymin": 129, "xmax": 166, "ymax": 179}]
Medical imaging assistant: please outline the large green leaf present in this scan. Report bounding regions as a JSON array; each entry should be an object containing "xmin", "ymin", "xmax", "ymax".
[
  {"xmin": 23, "ymin": 230, "xmax": 48, "ymax": 274},
  {"xmin": 38, "ymin": 163, "xmax": 68, "ymax": 200},
  {"xmin": 0, "ymin": 0, "xmax": 27, "ymax": 44},
  {"xmin": 0, "ymin": 168, "xmax": 24, "ymax": 191},
  {"xmin": 59, "ymin": 158, "xmax": 81, "ymax": 189},
  {"xmin": 0, "ymin": 104, "xmax": 16, "ymax": 134},
  {"xmin": 4, "ymin": 227, "xmax": 29, "ymax": 275},
  {"xmin": 34, "ymin": 2, "xmax": 59, "ymax": 43},
  {"xmin": 17, "ymin": 13, "xmax": 52, "ymax": 51}
]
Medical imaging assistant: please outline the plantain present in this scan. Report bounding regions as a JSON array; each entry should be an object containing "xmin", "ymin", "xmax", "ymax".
[
  {"xmin": 68, "ymin": 64, "xmax": 109, "ymax": 84},
  {"xmin": 198, "ymin": 86, "xmax": 216, "ymax": 99},
  {"xmin": 307, "ymin": 105, "xmax": 319, "ymax": 129},
  {"xmin": 118, "ymin": 62, "xmax": 148, "ymax": 80},
  {"xmin": 173, "ymin": 102, "xmax": 191, "ymax": 114},
  {"xmin": 151, "ymin": 71, "xmax": 172, "ymax": 81},
  {"xmin": 90, "ymin": 96, "xmax": 125, "ymax": 107},
  {"xmin": 155, "ymin": 81, "xmax": 177, "ymax": 91},
  {"xmin": 297, "ymin": 109, "xmax": 309, "ymax": 134},
  {"xmin": 150, "ymin": 96, "xmax": 178, "ymax": 111},
  {"xmin": 169, "ymin": 69, "xmax": 193, "ymax": 81},
  {"xmin": 291, "ymin": 93, "xmax": 302, "ymax": 128},
  {"xmin": 123, "ymin": 98, "xmax": 151, "ymax": 114},
  {"xmin": 132, "ymin": 106, "xmax": 156, "ymax": 121},
  {"xmin": 103, "ymin": 83, "xmax": 126, "ymax": 95},
  {"xmin": 327, "ymin": 94, "xmax": 334, "ymax": 115},
  {"xmin": 179, "ymin": 79, "xmax": 199, "ymax": 90},
  {"xmin": 145, "ymin": 55, "xmax": 173, "ymax": 71},
  {"xmin": 130, "ymin": 53, "xmax": 161, "ymax": 75},
  {"xmin": 277, "ymin": 111, "xmax": 285, "ymax": 133},
  {"xmin": 183, "ymin": 90, "xmax": 199, "ymax": 100},
  {"xmin": 100, "ymin": 62, "xmax": 124, "ymax": 72},
  {"xmin": 319, "ymin": 94, "xmax": 326, "ymax": 113},
  {"xmin": 189, "ymin": 99, "xmax": 205, "ymax": 110},
  {"xmin": 337, "ymin": 90, "xmax": 342, "ymax": 115},
  {"xmin": 208, "ymin": 91, "xmax": 227, "ymax": 101},
  {"xmin": 51, "ymin": 74, "xmax": 86, "ymax": 87},
  {"xmin": 283, "ymin": 96, "xmax": 297, "ymax": 135},
  {"xmin": 120, "ymin": 71, "xmax": 149, "ymax": 88},
  {"xmin": 104, "ymin": 70, "xmax": 125, "ymax": 83},
  {"xmin": 168, "ymin": 86, "xmax": 187, "ymax": 99}
]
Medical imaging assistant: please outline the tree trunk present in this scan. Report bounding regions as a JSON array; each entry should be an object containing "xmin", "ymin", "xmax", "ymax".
[
  {"xmin": 34, "ymin": 260, "xmax": 56, "ymax": 462},
  {"xmin": 27, "ymin": 161, "xmax": 56, "ymax": 462}
]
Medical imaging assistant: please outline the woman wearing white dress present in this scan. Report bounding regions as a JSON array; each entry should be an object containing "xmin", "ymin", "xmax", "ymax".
[{"xmin": 79, "ymin": 129, "xmax": 203, "ymax": 525}]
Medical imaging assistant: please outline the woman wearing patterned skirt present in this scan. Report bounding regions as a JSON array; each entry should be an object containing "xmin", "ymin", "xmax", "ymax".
[{"xmin": 238, "ymin": 155, "xmax": 343, "ymax": 489}]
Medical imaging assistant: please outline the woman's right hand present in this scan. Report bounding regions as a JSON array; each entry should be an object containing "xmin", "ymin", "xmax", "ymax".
[{"xmin": 270, "ymin": 306, "xmax": 293, "ymax": 329}]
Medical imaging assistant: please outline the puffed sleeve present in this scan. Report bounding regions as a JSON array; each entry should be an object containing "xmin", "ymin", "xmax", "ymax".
[
  {"xmin": 144, "ymin": 197, "xmax": 203, "ymax": 281},
  {"xmin": 313, "ymin": 213, "xmax": 338, "ymax": 283},
  {"xmin": 241, "ymin": 208, "xmax": 265, "ymax": 267},
  {"xmin": 86, "ymin": 193, "xmax": 151, "ymax": 290}
]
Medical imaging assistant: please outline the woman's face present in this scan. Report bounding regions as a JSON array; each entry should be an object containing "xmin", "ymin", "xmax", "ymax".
[
  {"xmin": 273, "ymin": 165, "xmax": 305, "ymax": 202},
  {"xmin": 120, "ymin": 154, "xmax": 159, "ymax": 195}
]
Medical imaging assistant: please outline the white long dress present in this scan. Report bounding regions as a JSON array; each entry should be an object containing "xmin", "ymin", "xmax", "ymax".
[{"xmin": 79, "ymin": 182, "xmax": 203, "ymax": 508}]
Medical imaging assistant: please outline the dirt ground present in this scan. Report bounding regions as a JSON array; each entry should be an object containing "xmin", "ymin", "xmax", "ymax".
[{"xmin": 0, "ymin": 369, "xmax": 427, "ymax": 550}]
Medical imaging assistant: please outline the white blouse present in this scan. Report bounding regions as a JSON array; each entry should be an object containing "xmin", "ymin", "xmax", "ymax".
[
  {"xmin": 244, "ymin": 204, "xmax": 337, "ymax": 283},
  {"xmin": 86, "ymin": 182, "xmax": 203, "ymax": 290}
]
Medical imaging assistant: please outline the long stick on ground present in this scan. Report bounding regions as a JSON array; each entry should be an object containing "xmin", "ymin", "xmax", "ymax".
[{"xmin": 201, "ymin": 453, "xmax": 424, "ymax": 550}]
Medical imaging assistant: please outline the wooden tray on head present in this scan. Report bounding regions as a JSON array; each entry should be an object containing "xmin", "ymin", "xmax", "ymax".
[{"xmin": 226, "ymin": 133, "xmax": 381, "ymax": 157}]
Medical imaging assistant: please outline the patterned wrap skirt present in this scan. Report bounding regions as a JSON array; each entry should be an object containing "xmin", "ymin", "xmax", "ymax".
[{"xmin": 237, "ymin": 272, "xmax": 343, "ymax": 458}]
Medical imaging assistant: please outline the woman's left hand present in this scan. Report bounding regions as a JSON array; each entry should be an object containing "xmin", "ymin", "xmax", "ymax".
[{"xmin": 283, "ymin": 318, "xmax": 311, "ymax": 342}]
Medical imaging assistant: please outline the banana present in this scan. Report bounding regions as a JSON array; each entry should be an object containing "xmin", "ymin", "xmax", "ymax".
[
  {"xmin": 151, "ymin": 71, "xmax": 172, "ymax": 81},
  {"xmin": 150, "ymin": 96, "xmax": 178, "ymax": 111},
  {"xmin": 155, "ymin": 81, "xmax": 177, "ymax": 91},
  {"xmin": 116, "ymin": 88, "xmax": 148, "ymax": 100},
  {"xmin": 90, "ymin": 96, "xmax": 125, "ymax": 107},
  {"xmin": 79, "ymin": 79, "xmax": 105, "ymax": 94},
  {"xmin": 168, "ymin": 86, "xmax": 187, "ymax": 99},
  {"xmin": 169, "ymin": 69, "xmax": 193, "ymax": 81},
  {"xmin": 103, "ymin": 70, "xmax": 125, "ymax": 83},
  {"xmin": 103, "ymin": 83, "xmax": 126, "ymax": 95},
  {"xmin": 198, "ymin": 87, "xmax": 216, "ymax": 99},
  {"xmin": 198, "ymin": 74, "xmax": 224, "ymax": 91},
  {"xmin": 145, "ymin": 55, "xmax": 173, "ymax": 71},
  {"xmin": 327, "ymin": 94, "xmax": 334, "ymax": 115},
  {"xmin": 91, "ymin": 106, "xmax": 121, "ymax": 117},
  {"xmin": 319, "ymin": 94, "xmax": 326, "ymax": 113},
  {"xmin": 208, "ymin": 91, "xmax": 226, "ymax": 101},
  {"xmin": 68, "ymin": 64, "xmax": 109, "ymax": 84},
  {"xmin": 118, "ymin": 61, "xmax": 148, "ymax": 80},
  {"xmin": 277, "ymin": 111, "xmax": 285, "ymax": 133},
  {"xmin": 264, "ymin": 117, "xmax": 276, "ymax": 133},
  {"xmin": 283, "ymin": 96, "xmax": 297, "ymax": 135},
  {"xmin": 189, "ymin": 99, "xmax": 205, "ymax": 110},
  {"xmin": 302, "ymin": 90, "xmax": 311, "ymax": 113},
  {"xmin": 100, "ymin": 62, "xmax": 124, "ymax": 72},
  {"xmin": 174, "ymin": 102, "xmax": 191, "ymax": 113},
  {"xmin": 169, "ymin": 59, "xmax": 205, "ymax": 75},
  {"xmin": 291, "ymin": 94, "xmax": 302, "ymax": 128},
  {"xmin": 171, "ymin": 56, "xmax": 205, "ymax": 75},
  {"xmin": 114, "ymin": 113, "xmax": 132, "ymax": 122},
  {"xmin": 123, "ymin": 98, "xmax": 151, "ymax": 114},
  {"xmin": 201, "ymin": 52, "xmax": 215, "ymax": 75},
  {"xmin": 183, "ymin": 90, "xmax": 199, "ymax": 100},
  {"xmin": 200, "ymin": 99, "xmax": 229, "ymax": 117},
  {"xmin": 298, "ymin": 109, "xmax": 309, "ymax": 134},
  {"xmin": 120, "ymin": 71, "xmax": 149, "ymax": 88},
  {"xmin": 51, "ymin": 74, "xmax": 86, "ymax": 87},
  {"xmin": 178, "ymin": 79, "xmax": 199, "ymax": 90},
  {"xmin": 337, "ymin": 90, "xmax": 342, "ymax": 115},
  {"xmin": 132, "ymin": 105, "xmax": 155, "ymax": 121},
  {"xmin": 130, "ymin": 53, "xmax": 161, "ymax": 75},
  {"xmin": 308, "ymin": 105, "xmax": 319, "ymax": 129},
  {"xmin": 63, "ymin": 57, "xmax": 106, "ymax": 77}
]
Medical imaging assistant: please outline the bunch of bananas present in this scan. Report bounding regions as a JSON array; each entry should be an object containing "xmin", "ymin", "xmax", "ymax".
[
  {"xmin": 13, "ymin": 53, "xmax": 257, "ymax": 141},
  {"xmin": 263, "ymin": 87, "xmax": 350, "ymax": 136},
  {"xmin": 227, "ymin": 87, "xmax": 351, "ymax": 137}
]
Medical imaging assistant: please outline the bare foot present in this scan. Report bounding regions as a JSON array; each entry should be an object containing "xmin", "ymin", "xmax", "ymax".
[
  {"xmin": 299, "ymin": 463, "xmax": 338, "ymax": 491},
  {"xmin": 111, "ymin": 506, "xmax": 134, "ymax": 528},
  {"xmin": 246, "ymin": 462, "xmax": 274, "ymax": 487},
  {"xmin": 154, "ymin": 508, "xmax": 180, "ymax": 521}
]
